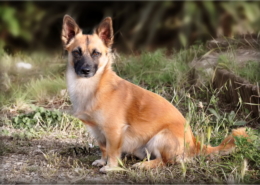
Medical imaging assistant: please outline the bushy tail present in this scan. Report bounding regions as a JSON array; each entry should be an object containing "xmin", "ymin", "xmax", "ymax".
[{"xmin": 195, "ymin": 127, "xmax": 249, "ymax": 156}]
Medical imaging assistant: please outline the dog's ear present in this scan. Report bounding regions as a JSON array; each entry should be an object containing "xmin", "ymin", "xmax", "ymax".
[
  {"xmin": 62, "ymin": 15, "xmax": 81, "ymax": 47},
  {"xmin": 95, "ymin": 17, "xmax": 113, "ymax": 47}
]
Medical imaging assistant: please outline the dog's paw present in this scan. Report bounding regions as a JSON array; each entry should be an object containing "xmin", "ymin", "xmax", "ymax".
[
  {"xmin": 99, "ymin": 165, "xmax": 110, "ymax": 173},
  {"xmin": 92, "ymin": 159, "xmax": 106, "ymax": 167},
  {"xmin": 132, "ymin": 162, "xmax": 142, "ymax": 168}
]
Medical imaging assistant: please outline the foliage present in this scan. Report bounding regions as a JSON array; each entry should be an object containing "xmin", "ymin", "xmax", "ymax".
[
  {"xmin": 234, "ymin": 130, "xmax": 260, "ymax": 169},
  {"xmin": 0, "ymin": 2, "xmax": 45, "ymax": 50},
  {"xmin": 2, "ymin": 2, "xmax": 260, "ymax": 51},
  {"xmin": 6, "ymin": 105, "xmax": 84, "ymax": 140},
  {"xmin": 12, "ymin": 106, "xmax": 62, "ymax": 130}
]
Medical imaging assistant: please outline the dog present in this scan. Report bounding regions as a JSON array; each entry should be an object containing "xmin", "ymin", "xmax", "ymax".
[{"xmin": 61, "ymin": 15, "xmax": 248, "ymax": 173}]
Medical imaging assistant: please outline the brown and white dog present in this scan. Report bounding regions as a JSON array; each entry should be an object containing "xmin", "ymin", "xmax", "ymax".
[{"xmin": 61, "ymin": 15, "xmax": 248, "ymax": 173}]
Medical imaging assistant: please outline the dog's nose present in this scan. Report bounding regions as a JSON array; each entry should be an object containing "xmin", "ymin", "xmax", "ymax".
[{"xmin": 81, "ymin": 67, "xmax": 91, "ymax": 75}]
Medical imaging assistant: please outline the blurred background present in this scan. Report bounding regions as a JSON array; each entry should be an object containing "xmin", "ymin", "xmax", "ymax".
[{"xmin": 1, "ymin": 1, "xmax": 260, "ymax": 54}]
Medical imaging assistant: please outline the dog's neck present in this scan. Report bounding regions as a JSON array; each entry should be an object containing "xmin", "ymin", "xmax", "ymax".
[{"xmin": 66, "ymin": 55, "xmax": 114, "ymax": 115}]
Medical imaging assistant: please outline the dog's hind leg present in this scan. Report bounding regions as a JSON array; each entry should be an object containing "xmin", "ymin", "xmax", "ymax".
[
  {"xmin": 132, "ymin": 128, "xmax": 185, "ymax": 169},
  {"xmin": 132, "ymin": 158, "xmax": 165, "ymax": 169}
]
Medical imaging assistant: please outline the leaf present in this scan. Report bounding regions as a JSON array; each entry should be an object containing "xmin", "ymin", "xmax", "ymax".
[
  {"xmin": 228, "ymin": 111, "xmax": 235, "ymax": 123},
  {"xmin": 117, "ymin": 158, "xmax": 125, "ymax": 168},
  {"xmin": 207, "ymin": 126, "xmax": 212, "ymax": 143},
  {"xmin": 33, "ymin": 112, "xmax": 41, "ymax": 119},
  {"xmin": 234, "ymin": 120, "xmax": 247, "ymax": 126},
  {"xmin": 14, "ymin": 116, "xmax": 19, "ymax": 124},
  {"xmin": 2, "ymin": 7, "xmax": 20, "ymax": 36},
  {"xmin": 179, "ymin": 32, "xmax": 187, "ymax": 48},
  {"xmin": 30, "ymin": 104, "xmax": 37, "ymax": 111},
  {"xmin": 8, "ymin": 19, "xmax": 20, "ymax": 36},
  {"xmin": 201, "ymin": 48, "xmax": 217, "ymax": 58},
  {"xmin": 23, "ymin": 117, "xmax": 28, "ymax": 123},
  {"xmin": 38, "ymin": 107, "xmax": 45, "ymax": 113},
  {"xmin": 208, "ymin": 108, "xmax": 220, "ymax": 120},
  {"xmin": 105, "ymin": 167, "xmax": 128, "ymax": 172}
]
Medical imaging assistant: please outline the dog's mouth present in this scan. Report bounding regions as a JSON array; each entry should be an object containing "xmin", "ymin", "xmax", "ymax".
[
  {"xmin": 76, "ymin": 71, "xmax": 96, "ymax": 78},
  {"xmin": 74, "ymin": 64, "xmax": 98, "ymax": 78}
]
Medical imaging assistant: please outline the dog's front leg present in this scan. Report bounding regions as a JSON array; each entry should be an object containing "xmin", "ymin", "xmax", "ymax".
[
  {"xmin": 85, "ymin": 124, "xmax": 107, "ymax": 167},
  {"xmin": 99, "ymin": 126, "xmax": 123, "ymax": 173},
  {"xmin": 92, "ymin": 141, "xmax": 107, "ymax": 167}
]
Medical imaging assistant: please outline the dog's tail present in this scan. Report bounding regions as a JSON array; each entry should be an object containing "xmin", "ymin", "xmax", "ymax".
[{"xmin": 194, "ymin": 127, "xmax": 249, "ymax": 156}]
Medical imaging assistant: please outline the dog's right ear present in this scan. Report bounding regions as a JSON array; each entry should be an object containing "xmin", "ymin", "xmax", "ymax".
[{"xmin": 61, "ymin": 15, "xmax": 81, "ymax": 48}]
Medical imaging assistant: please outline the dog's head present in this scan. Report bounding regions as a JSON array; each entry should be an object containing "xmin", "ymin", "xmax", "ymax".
[{"xmin": 61, "ymin": 15, "xmax": 113, "ymax": 78}]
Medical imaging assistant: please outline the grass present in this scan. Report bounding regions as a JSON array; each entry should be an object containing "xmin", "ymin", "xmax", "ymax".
[
  {"xmin": 25, "ymin": 76, "xmax": 66, "ymax": 104},
  {"xmin": 217, "ymin": 52, "xmax": 260, "ymax": 85},
  {"xmin": 0, "ymin": 46, "xmax": 259, "ymax": 183},
  {"xmin": 114, "ymin": 46, "xmax": 205, "ymax": 90},
  {"xmin": 0, "ymin": 51, "xmax": 66, "ymax": 108}
]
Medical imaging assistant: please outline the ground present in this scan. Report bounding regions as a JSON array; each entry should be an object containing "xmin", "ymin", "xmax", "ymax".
[{"xmin": 0, "ymin": 46, "xmax": 259, "ymax": 183}]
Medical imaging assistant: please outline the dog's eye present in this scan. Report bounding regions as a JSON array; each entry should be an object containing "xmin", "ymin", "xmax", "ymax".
[
  {"xmin": 92, "ymin": 50, "xmax": 101, "ymax": 58},
  {"xmin": 73, "ymin": 51, "xmax": 81, "ymax": 58}
]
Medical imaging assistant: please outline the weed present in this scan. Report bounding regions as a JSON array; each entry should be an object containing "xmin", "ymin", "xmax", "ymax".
[
  {"xmin": 9, "ymin": 105, "xmax": 85, "ymax": 139},
  {"xmin": 12, "ymin": 106, "xmax": 62, "ymax": 130}
]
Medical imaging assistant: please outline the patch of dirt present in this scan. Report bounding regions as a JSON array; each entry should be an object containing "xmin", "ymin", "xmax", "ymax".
[{"xmin": 0, "ymin": 136, "xmax": 117, "ymax": 183}]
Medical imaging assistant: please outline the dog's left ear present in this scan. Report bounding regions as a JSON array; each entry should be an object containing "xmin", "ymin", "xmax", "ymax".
[{"xmin": 95, "ymin": 17, "xmax": 113, "ymax": 47}]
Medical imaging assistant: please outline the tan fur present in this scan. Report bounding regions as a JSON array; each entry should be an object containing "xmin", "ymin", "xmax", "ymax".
[{"xmin": 62, "ymin": 15, "xmax": 249, "ymax": 173}]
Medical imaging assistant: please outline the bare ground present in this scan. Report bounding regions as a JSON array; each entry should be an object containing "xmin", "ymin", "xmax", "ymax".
[{"xmin": 0, "ymin": 134, "xmax": 121, "ymax": 184}]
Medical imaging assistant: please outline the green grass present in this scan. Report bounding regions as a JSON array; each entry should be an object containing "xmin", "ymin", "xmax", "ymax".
[
  {"xmin": 0, "ymin": 46, "xmax": 259, "ymax": 183},
  {"xmin": 217, "ymin": 53, "xmax": 260, "ymax": 84},
  {"xmin": 0, "ymin": 51, "xmax": 66, "ymax": 108},
  {"xmin": 25, "ymin": 76, "xmax": 66, "ymax": 104},
  {"xmin": 114, "ymin": 46, "xmax": 205, "ymax": 91},
  {"xmin": 239, "ymin": 61, "xmax": 260, "ymax": 83},
  {"xmin": 1, "ymin": 106, "xmax": 85, "ymax": 140}
]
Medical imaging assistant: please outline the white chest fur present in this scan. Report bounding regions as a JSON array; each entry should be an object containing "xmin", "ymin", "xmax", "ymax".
[
  {"xmin": 65, "ymin": 53, "xmax": 109, "ymax": 125},
  {"xmin": 66, "ymin": 65, "xmax": 98, "ymax": 114}
]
